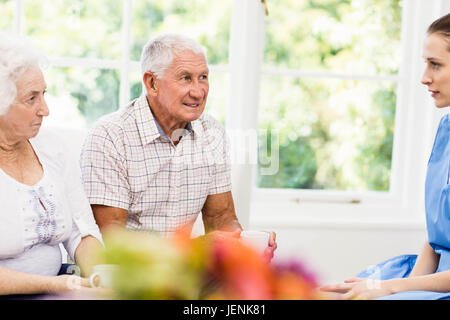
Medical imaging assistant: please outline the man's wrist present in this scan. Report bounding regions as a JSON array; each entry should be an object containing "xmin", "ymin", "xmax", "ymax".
[{"xmin": 226, "ymin": 219, "xmax": 242, "ymax": 232}]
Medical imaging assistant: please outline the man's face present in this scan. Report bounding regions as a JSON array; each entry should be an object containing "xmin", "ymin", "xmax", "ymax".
[{"xmin": 153, "ymin": 50, "xmax": 209, "ymax": 125}]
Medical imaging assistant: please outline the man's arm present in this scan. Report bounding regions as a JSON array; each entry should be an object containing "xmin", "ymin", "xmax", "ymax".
[
  {"xmin": 201, "ymin": 191, "xmax": 242, "ymax": 233},
  {"xmin": 201, "ymin": 191, "xmax": 277, "ymax": 261},
  {"xmin": 91, "ymin": 205, "xmax": 128, "ymax": 234}
]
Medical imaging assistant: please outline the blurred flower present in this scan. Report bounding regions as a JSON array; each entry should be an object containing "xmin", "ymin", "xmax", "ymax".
[{"xmin": 97, "ymin": 227, "xmax": 321, "ymax": 300}]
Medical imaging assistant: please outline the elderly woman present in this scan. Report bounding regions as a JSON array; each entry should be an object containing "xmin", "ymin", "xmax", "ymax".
[{"xmin": 0, "ymin": 33, "xmax": 103, "ymax": 295}]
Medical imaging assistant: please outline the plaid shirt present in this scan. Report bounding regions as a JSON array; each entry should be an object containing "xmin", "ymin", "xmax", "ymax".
[{"xmin": 80, "ymin": 95, "xmax": 231, "ymax": 236}]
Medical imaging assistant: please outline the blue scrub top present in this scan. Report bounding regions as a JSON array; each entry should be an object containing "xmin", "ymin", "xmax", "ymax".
[
  {"xmin": 358, "ymin": 114, "xmax": 450, "ymax": 300},
  {"xmin": 425, "ymin": 114, "xmax": 450, "ymax": 274}
]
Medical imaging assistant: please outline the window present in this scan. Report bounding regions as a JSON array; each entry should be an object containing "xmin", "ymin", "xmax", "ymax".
[
  {"xmin": 7, "ymin": 0, "xmax": 231, "ymax": 128},
  {"xmin": 0, "ymin": 0, "xmax": 14, "ymax": 31},
  {"xmin": 257, "ymin": 0, "xmax": 403, "ymax": 192},
  {"xmin": 128, "ymin": 0, "xmax": 231, "ymax": 123},
  {"xmin": 4, "ymin": 0, "xmax": 446, "ymax": 224},
  {"xmin": 249, "ymin": 0, "xmax": 448, "ymax": 224}
]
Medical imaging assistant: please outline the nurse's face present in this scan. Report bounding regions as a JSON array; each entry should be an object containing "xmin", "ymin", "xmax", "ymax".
[{"xmin": 421, "ymin": 33, "xmax": 450, "ymax": 108}]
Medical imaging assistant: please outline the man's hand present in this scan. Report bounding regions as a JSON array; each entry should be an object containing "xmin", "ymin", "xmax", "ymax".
[
  {"xmin": 263, "ymin": 231, "xmax": 277, "ymax": 262},
  {"xmin": 205, "ymin": 229, "xmax": 242, "ymax": 241}
]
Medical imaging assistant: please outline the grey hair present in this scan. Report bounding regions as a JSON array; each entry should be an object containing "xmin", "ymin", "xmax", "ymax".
[
  {"xmin": 0, "ymin": 32, "xmax": 47, "ymax": 115},
  {"xmin": 140, "ymin": 33, "xmax": 207, "ymax": 93}
]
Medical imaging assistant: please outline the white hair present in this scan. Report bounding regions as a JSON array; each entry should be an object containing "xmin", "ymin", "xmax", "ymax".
[
  {"xmin": 0, "ymin": 32, "xmax": 47, "ymax": 115},
  {"xmin": 140, "ymin": 33, "xmax": 207, "ymax": 93}
]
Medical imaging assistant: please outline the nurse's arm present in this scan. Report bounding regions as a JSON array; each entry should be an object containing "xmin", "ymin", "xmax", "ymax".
[
  {"xmin": 386, "ymin": 269, "xmax": 450, "ymax": 294},
  {"xmin": 408, "ymin": 241, "xmax": 440, "ymax": 277}
]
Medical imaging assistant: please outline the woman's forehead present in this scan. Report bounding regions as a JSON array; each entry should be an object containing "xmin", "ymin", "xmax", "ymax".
[
  {"xmin": 15, "ymin": 67, "xmax": 46, "ymax": 95},
  {"xmin": 423, "ymin": 33, "xmax": 450, "ymax": 60}
]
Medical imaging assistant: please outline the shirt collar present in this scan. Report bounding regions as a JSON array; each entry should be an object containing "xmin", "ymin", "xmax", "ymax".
[
  {"xmin": 134, "ymin": 95, "xmax": 202, "ymax": 145},
  {"xmin": 134, "ymin": 95, "xmax": 161, "ymax": 145}
]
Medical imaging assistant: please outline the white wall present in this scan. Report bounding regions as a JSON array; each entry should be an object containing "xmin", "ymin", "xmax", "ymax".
[{"xmin": 250, "ymin": 223, "xmax": 426, "ymax": 285}]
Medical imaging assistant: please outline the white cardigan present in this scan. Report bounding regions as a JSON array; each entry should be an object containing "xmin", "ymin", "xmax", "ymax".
[{"xmin": 0, "ymin": 127, "xmax": 102, "ymax": 262}]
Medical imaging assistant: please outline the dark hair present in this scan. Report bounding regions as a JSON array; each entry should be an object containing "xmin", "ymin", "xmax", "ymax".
[{"xmin": 428, "ymin": 13, "xmax": 450, "ymax": 38}]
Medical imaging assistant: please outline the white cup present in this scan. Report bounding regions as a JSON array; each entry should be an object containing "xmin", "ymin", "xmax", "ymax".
[
  {"xmin": 89, "ymin": 264, "xmax": 118, "ymax": 288},
  {"xmin": 240, "ymin": 230, "xmax": 270, "ymax": 254}
]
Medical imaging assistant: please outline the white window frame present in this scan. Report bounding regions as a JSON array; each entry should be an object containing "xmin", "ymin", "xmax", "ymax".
[
  {"xmin": 9, "ymin": 0, "xmax": 450, "ymax": 229},
  {"xmin": 227, "ymin": 0, "xmax": 450, "ymax": 228},
  {"xmin": 10, "ymin": 0, "xmax": 232, "ymax": 113}
]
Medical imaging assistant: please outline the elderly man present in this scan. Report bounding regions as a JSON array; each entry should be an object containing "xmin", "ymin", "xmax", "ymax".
[{"xmin": 80, "ymin": 33, "xmax": 276, "ymax": 258}]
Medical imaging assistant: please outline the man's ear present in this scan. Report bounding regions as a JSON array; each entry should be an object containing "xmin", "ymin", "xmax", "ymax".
[{"xmin": 143, "ymin": 71, "xmax": 158, "ymax": 95}]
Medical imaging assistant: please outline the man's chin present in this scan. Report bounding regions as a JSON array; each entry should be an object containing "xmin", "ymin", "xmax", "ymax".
[{"xmin": 181, "ymin": 109, "xmax": 204, "ymax": 121}]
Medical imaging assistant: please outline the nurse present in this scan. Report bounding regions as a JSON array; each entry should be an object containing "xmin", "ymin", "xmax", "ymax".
[{"xmin": 321, "ymin": 13, "xmax": 450, "ymax": 300}]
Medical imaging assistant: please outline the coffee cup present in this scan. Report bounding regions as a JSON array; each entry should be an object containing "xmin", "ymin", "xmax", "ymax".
[
  {"xmin": 240, "ymin": 230, "xmax": 270, "ymax": 254},
  {"xmin": 89, "ymin": 264, "xmax": 118, "ymax": 288}
]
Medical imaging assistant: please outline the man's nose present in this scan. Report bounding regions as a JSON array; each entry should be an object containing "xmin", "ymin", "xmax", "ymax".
[{"xmin": 189, "ymin": 82, "xmax": 206, "ymax": 99}]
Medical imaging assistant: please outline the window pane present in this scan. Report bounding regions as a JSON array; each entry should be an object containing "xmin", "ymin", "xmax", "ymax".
[
  {"xmin": 257, "ymin": 76, "xmax": 396, "ymax": 191},
  {"xmin": 264, "ymin": 0, "xmax": 403, "ymax": 74},
  {"xmin": 24, "ymin": 0, "xmax": 122, "ymax": 59},
  {"xmin": 205, "ymin": 72, "xmax": 229, "ymax": 125},
  {"xmin": 131, "ymin": 0, "xmax": 231, "ymax": 64},
  {"xmin": 0, "ymin": 0, "xmax": 14, "ymax": 31},
  {"xmin": 44, "ymin": 67, "xmax": 120, "ymax": 128},
  {"xmin": 130, "ymin": 70, "xmax": 228, "ymax": 125},
  {"xmin": 129, "ymin": 69, "xmax": 143, "ymax": 101}
]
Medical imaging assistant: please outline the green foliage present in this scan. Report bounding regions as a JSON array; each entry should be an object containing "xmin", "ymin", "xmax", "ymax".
[
  {"xmin": 354, "ymin": 87, "xmax": 396, "ymax": 190},
  {"xmin": 258, "ymin": 0, "xmax": 402, "ymax": 191},
  {"xmin": 71, "ymin": 69, "xmax": 120, "ymax": 126},
  {"xmin": 259, "ymin": 135, "xmax": 318, "ymax": 189},
  {"xmin": 131, "ymin": 0, "xmax": 231, "ymax": 64},
  {"xmin": 0, "ymin": 0, "xmax": 14, "ymax": 31},
  {"xmin": 101, "ymin": 231, "xmax": 205, "ymax": 299},
  {"xmin": 21, "ymin": 0, "xmax": 402, "ymax": 191}
]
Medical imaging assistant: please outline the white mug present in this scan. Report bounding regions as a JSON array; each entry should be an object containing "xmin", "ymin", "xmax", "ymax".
[
  {"xmin": 240, "ymin": 230, "xmax": 270, "ymax": 254},
  {"xmin": 89, "ymin": 264, "xmax": 118, "ymax": 288}
]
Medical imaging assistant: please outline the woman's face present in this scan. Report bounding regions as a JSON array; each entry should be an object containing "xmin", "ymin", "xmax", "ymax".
[
  {"xmin": 421, "ymin": 33, "xmax": 450, "ymax": 108},
  {"xmin": 1, "ymin": 67, "xmax": 49, "ymax": 141}
]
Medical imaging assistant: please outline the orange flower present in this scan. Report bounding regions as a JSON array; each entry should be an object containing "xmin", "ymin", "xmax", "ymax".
[{"xmin": 206, "ymin": 236, "xmax": 275, "ymax": 299}]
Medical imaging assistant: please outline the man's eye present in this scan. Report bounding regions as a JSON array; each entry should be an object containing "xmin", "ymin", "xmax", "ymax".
[
  {"xmin": 181, "ymin": 76, "xmax": 191, "ymax": 81},
  {"xmin": 200, "ymin": 75, "xmax": 208, "ymax": 80}
]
